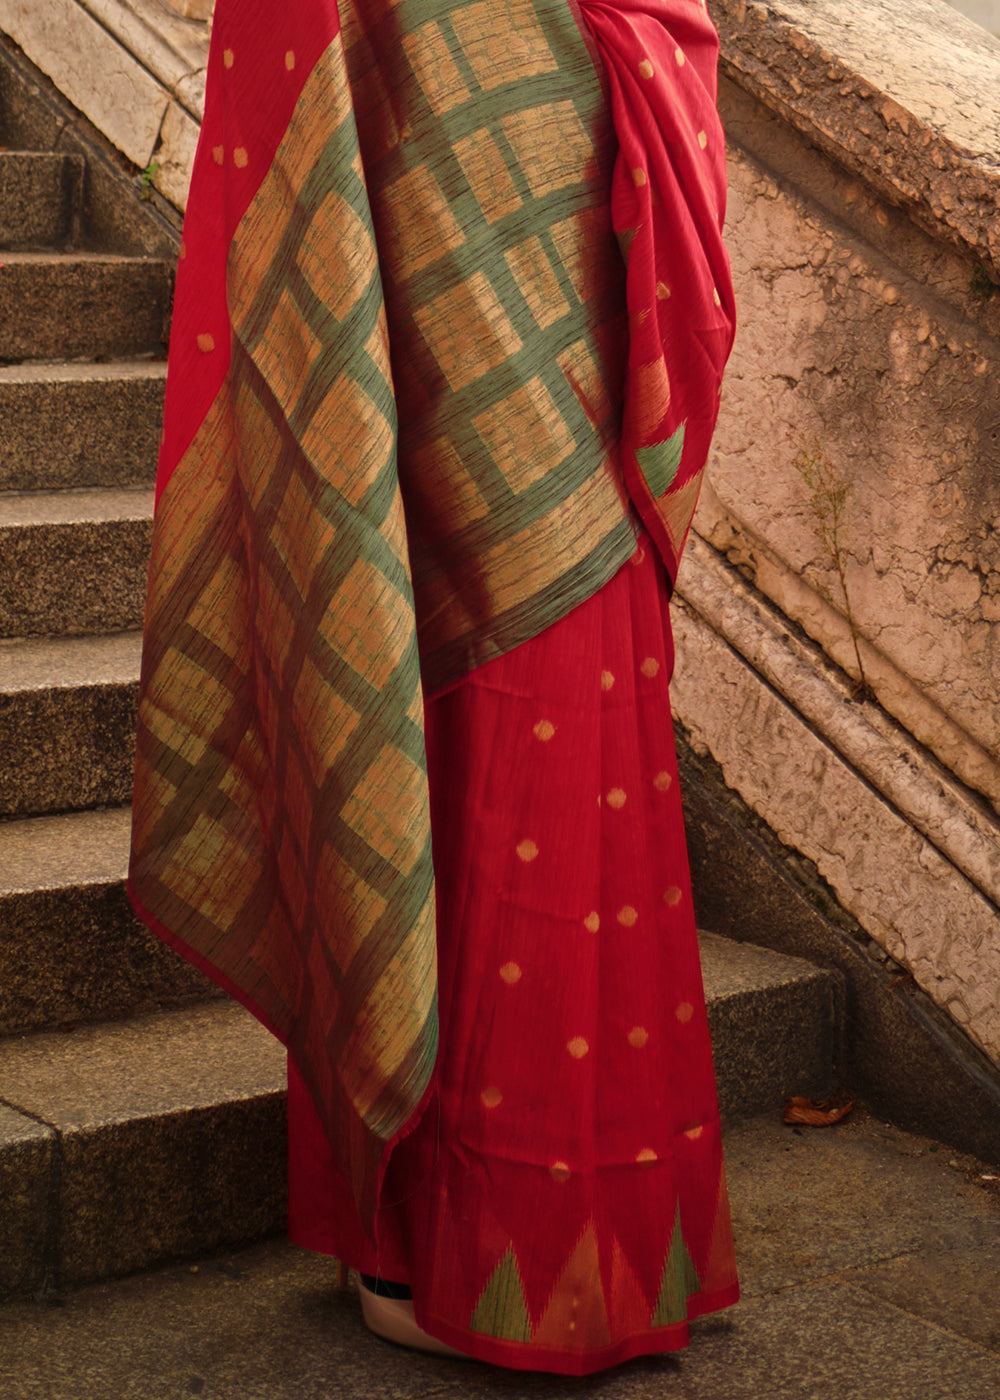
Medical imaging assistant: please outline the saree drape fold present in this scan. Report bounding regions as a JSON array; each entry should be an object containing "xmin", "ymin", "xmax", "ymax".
[{"xmin": 129, "ymin": 0, "xmax": 735, "ymax": 1342}]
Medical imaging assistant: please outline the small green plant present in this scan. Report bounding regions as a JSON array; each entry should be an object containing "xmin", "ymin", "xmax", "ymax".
[
  {"xmin": 970, "ymin": 265, "xmax": 997, "ymax": 301},
  {"xmin": 794, "ymin": 443, "xmax": 873, "ymax": 701},
  {"xmin": 139, "ymin": 160, "xmax": 160, "ymax": 201}
]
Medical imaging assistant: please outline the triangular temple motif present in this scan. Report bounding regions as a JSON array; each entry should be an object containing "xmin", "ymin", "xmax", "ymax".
[
  {"xmin": 636, "ymin": 423, "xmax": 685, "ymax": 498},
  {"xmin": 469, "ymin": 1246, "xmax": 532, "ymax": 1343},
  {"xmin": 609, "ymin": 1235, "xmax": 655, "ymax": 1336},
  {"xmin": 651, "ymin": 1205, "xmax": 702, "ymax": 1328},
  {"xmin": 532, "ymin": 1218, "xmax": 613, "ymax": 1349},
  {"xmin": 701, "ymin": 1170, "xmax": 739, "ymax": 1295},
  {"xmin": 660, "ymin": 471, "xmax": 703, "ymax": 555}
]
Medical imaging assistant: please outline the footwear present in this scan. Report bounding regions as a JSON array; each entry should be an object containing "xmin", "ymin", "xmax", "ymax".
[{"xmin": 358, "ymin": 1280, "xmax": 468, "ymax": 1358}]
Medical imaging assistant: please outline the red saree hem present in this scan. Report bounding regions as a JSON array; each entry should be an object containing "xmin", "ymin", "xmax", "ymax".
[{"xmin": 413, "ymin": 1282, "xmax": 741, "ymax": 1375}]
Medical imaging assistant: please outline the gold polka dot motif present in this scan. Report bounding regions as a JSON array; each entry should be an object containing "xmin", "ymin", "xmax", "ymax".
[
  {"xmin": 516, "ymin": 839, "xmax": 538, "ymax": 863},
  {"xmin": 640, "ymin": 657, "xmax": 660, "ymax": 678},
  {"xmin": 285, "ymin": 50, "xmax": 296, "ymax": 71},
  {"xmin": 698, "ymin": 130, "xmax": 708, "ymax": 149},
  {"xmin": 600, "ymin": 670, "xmax": 615, "ymax": 691},
  {"xmin": 550, "ymin": 1161, "xmax": 571, "ymax": 1183},
  {"xmin": 627, "ymin": 1026, "xmax": 649, "ymax": 1048},
  {"xmin": 656, "ymin": 281, "xmax": 672, "ymax": 300},
  {"xmin": 499, "ymin": 961, "xmax": 522, "ymax": 985},
  {"xmin": 675, "ymin": 1002, "xmax": 694, "ymax": 1024},
  {"xmin": 481, "ymin": 1087, "xmax": 503, "ymax": 1108},
  {"xmin": 223, "ymin": 48, "xmax": 234, "ymax": 69},
  {"xmin": 617, "ymin": 905, "xmax": 638, "ymax": 928},
  {"xmin": 606, "ymin": 787, "xmax": 626, "ymax": 810},
  {"xmin": 234, "ymin": 147, "xmax": 249, "ymax": 169},
  {"xmin": 567, "ymin": 1036, "xmax": 589, "ymax": 1059},
  {"xmin": 212, "ymin": 146, "xmax": 224, "ymax": 165},
  {"xmin": 638, "ymin": 59, "xmax": 654, "ymax": 79},
  {"xmin": 662, "ymin": 884, "xmax": 682, "ymax": 905},
  {"xmin": 196, "ymin": 333, "xmax": 215, "ymax": 353},
  {"xmin": 675, "ymin": 48, "xmax": 685, "ymax": 66},
  {"xmin": 583, "ymin": 911, "xmax": 600, "ymax": 933},
  {"xmin": 653, "ymin": 771, "xmax": 673, "ymax": 792},
  {"xmin": 533, "ymin": 719, "xmax": 555, "ymax": 742},
  {"xmin": 684, "ymin": 1124, "xmax": 704, "ymax": 1141},
  {"xmin": 636, "ymin": 1148, "xmax": 658, "ymax": 1163},
  {"xmin": 632, "ymin": 168, "xmax": 647, "ymax": 188}
]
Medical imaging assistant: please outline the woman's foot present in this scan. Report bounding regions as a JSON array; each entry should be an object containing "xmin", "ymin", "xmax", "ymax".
[{"xmin": 358, "ymin": 1280, "xmax": 467, "ymax": 1358}]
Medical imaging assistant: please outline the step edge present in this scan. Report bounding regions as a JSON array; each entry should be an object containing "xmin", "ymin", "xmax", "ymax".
[
  {"xmin": 0, "ymin": 484, "xmax": 155, "ymax": 526},
  {"xmin": 0, "ymin": 805, "xmax": 132, "ymax": 893},
  {"xmin": 0, "ymin": 1001, "xmax": 286, "ymax": 1138},
  {"xmin": 0, "ymin": 629, "xmax": 142, "ymax": 692}
]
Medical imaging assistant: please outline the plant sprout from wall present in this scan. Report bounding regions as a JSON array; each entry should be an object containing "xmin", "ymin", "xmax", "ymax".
[
  {"xmin": 794, "ymin": 444, "xmax": 874, "ymax": 702},
  {"xmin": 139, "ymin": 161, "xmax": 160, "ymax": 201}
]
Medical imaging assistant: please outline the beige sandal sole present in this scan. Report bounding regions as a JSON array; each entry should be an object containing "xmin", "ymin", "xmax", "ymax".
[{"xmin": 359, "ymin": 1285, "xmax": 468, "ymax": 1358}]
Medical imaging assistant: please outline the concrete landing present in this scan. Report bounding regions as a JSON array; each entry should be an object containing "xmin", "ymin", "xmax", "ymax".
[{"xmin": 1, "ymin": 1111, "xmax": 996, "ymax": 1399}]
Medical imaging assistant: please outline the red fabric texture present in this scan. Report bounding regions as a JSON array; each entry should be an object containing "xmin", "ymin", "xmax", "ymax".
[
  {"xmin": 154, "ymin": 0, "xmax": 339, "ymax": 506},
  {"xmin": 288, "ymin": 538, "xmax": 738, "ymax": 1371},
  {"xmin": 577, "ymin": 0, "xmax": 735, "ymax": 581}
]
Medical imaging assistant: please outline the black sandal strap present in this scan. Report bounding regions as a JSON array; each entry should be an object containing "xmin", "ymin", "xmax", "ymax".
[{"xmin": 359, "ymin": 1272, "xmax": 413, "ymax": 1300}]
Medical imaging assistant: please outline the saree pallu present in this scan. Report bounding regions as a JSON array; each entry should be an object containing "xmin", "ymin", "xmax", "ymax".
[{"xmin": 129, "ymin": 0, "xmax": 736, "ymax": 1373}]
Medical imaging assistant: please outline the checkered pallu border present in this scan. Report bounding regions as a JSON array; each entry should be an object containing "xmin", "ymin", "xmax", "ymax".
[{"xmin": 130, "ymin": 0, "xmax": 642, "ymax": 1223}]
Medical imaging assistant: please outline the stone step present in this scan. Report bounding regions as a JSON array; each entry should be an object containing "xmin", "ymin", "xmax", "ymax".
[
  {"xmin": 0, "ymin": 252, "xmax": 171, "ymax": 361},
  {"xmin": 0, "ymin": 361, "xmax": 165, "ymax": 492},
  {"xmin": 0, "ymin": 485, "xmax": 153, "ymax": 637},
  {"xmin": 700, "ymin": 930, "xmax": 843, "ymax": 1120},
  {"xmin": 0, "ymin": 935, "xmax": 842, "ymax": 1297},
  {"xmin": 0, "ymin": 807, "xmax": 215, "ymax": 1039},
  {"xmin": 0, "ymin": 630, "xmax": 140, "ymax": 818},
  {"xmin": 0, "ymin": 1000, "xmax": 287, "ymax": 1299},
  {"xmin": 0, "ymin": 150, "xmax": 84, "ymax": 249}
]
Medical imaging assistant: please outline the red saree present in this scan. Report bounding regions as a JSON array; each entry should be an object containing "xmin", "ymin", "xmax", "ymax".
[{"xmin": 129, "ymin": 0, "xmax": 736, "ymax": 1373}]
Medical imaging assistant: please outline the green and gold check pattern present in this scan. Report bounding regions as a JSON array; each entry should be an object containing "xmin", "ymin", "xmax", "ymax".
[{"xmin": 132, "ymin": 0, "xmax": 636, "ymax": 1220}]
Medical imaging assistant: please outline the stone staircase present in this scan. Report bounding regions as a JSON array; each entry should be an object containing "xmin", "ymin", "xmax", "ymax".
[{"xmin": 0, "ymin": 45, "xmax": 846, "ymax": 1305}]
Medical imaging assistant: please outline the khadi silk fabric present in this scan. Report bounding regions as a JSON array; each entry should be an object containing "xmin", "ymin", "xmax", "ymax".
[{"xmin": 129, "ymin": 0, "xmax": 733, "ymax": 1235}]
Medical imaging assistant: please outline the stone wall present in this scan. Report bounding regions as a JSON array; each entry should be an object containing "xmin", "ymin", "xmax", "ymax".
[{"xmin": 677, "ymin": 0, "xmax": 1000, "ymax": 1064}]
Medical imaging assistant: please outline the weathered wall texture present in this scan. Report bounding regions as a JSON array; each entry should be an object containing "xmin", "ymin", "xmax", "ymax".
[
  {"xmin": 0, "ymin": 0, "xmax": 208, "ymax": 208},
  {"xmin": 677, "ymin": 0, "xmax": 1000, "ymax": 1061}
]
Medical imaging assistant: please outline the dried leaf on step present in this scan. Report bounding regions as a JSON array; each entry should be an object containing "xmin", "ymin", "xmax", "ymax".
[{"xmin": 783, "ymin": 1091, "xmax": 854, "ymax": 1127}]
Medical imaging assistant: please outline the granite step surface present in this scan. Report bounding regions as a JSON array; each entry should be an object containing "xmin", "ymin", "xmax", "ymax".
[
  {"xmin": 0, "ymin": 252, "xmax": 171, "ymax": 361},
  {"xmin": 0, "ymin": 485, "xmax": 154, "ymax": 637},
  {"xmin": 0, "ymin": 934, "xmax": 843, "ymax": 1298},
  {"xmin": 0, "ymin": 1000, "xmax": 287, "ymax": 1300},
  {"xmin": 4, "ymin": 1112, "xmax": 997, "ymax": 1400},
  {"xmin": 0, "ymin": 806, "xmax": 214, "ymax": 1039},
  {"xmin": 0, "ymin": 361, "xmax": 165, "ymax": 492},
  {"xmin": 0, "ymin": 150, "xmax": 83, "ymax": 249},
  {"xmin": 0, "ymin": 630, "xmax": 140, "ymax": 818}
]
